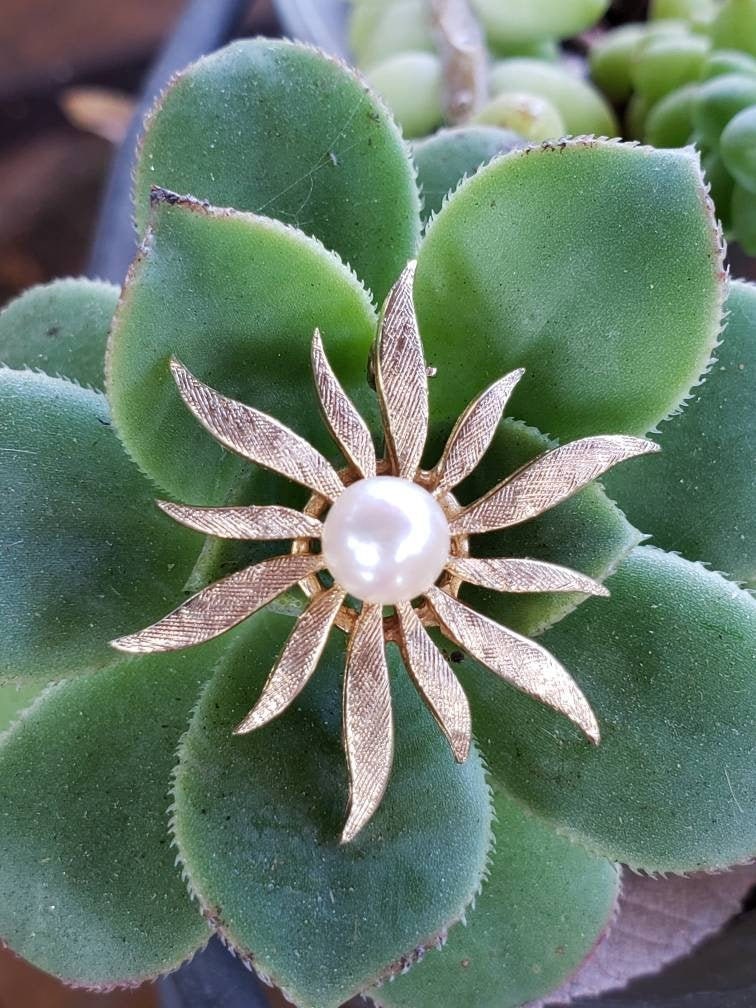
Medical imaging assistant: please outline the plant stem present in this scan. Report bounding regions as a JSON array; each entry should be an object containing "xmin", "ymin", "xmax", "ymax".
[{"xmin": 430, "ymin": 0, "xmax": 488, "ymax": 124}]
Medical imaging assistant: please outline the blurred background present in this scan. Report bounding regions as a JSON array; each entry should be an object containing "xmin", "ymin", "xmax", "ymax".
[{"xmin": 0, "ymin": 0, "xmax": 279, "ymax": 311}]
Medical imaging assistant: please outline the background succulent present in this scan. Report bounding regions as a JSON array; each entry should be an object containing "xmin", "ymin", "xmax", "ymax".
[
  {"xmin": 590, "ymin": 0, "xmax": 756, "ymax": 252},
  {"xmin": 0, "ymin": 34, "xmax": 754, "ymax": 1008},
  {"xmin": 348, "ymin": 0, "xmax": 616, "ymax": 139}
]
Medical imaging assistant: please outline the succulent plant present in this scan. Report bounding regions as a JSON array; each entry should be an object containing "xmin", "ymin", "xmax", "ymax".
[
  {"xmin": 0, "ymin": 35, "xmax": 755, "ymax": 1008},
  {"xmin": 347, "ymin": 0, "xmax": 616, "ymax": 139},
  {"xmin": 590, "ymin": 0, "xmax": 756, "ymax": 251}
]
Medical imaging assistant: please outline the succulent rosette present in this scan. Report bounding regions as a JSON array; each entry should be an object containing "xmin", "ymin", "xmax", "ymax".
[{"xmin": 0, "ymin": 38, "xmax": 754, "ymax": 1008}]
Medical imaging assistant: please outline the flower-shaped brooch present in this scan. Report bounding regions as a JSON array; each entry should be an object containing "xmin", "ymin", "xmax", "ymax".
[{"xmin": 114, "ymin": 262, "xmax": 658, "ymax": 842}]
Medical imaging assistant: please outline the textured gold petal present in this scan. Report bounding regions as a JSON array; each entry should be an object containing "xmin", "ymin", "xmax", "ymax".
[
  {"xmin": 341, "ymin": 603, "xmax": 394, "ymax": 844},
  {"xmin": 312, "ymin": 328, "xmax": 376, "ymax": 478},
  {"xmin": 374, "ymin": 261, "xmax": 428, "ymax": 479},
  {"xmin": 434, "ymin": 369, "xmax": 524, "ymax": 492},
  {"xmin": 426, "ymin": 585, "xmax": 600, "ymax": 743},
  {"xmin": 111, "ymin": 554, "xmax": 324, "ymax": 654},
  {"xmin": 157, "ymin": 501, "xmax": 322, "ymax": 540},
  {"xmin": 452, "ymin": 435, "xmax": 660, "ymax": 535},
  {"xmin": 234, "ymin": 585, "xmax": 345, "ymax": 734},
  {"xmin": 447, "ymin": 556, "xmax": 610, "ymax": 597},
  {"xmin": 170, "ymin": 358, "xmax": 344, "ymax": 501},
  {"xmin": 395, "ymin": 601, "xmax": 471, "ymax": 762}
]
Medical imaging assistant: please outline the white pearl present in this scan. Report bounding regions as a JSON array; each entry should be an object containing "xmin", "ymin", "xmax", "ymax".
[{"xmin": 322, "ymin": 476, "xmax": 450, "ymax": 605}]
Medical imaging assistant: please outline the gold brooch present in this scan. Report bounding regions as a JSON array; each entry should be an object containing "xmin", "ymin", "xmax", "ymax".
[{"xmin": 113, "ymin": 262, "xmax": 658, "ymax": 842}]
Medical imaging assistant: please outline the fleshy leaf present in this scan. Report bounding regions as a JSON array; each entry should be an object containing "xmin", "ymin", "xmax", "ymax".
[
  {"xmin": 458, "ymin": 546, "xmax": 756, "ymax": 872},
  {"xmin": 0, "ymin": 277, "xmax": 118, "ymax": 389},
  {"xmin": 412, "ymin": 126, "xmax": 523, "ymax": 224},
  {"xmin": 607, "ymin": 919, "xmax": 756, "ymax": 1008},
  {"xmin": 603, "ymin": 280, "xmax": 756, "ymax": 588},
  {"xmin": 447, "ymin": 418, "xmax": 642, "ymax": 637},
  {"xmin": 0, "ymin": 646, "xmax": 224, "ymax": 986},
  {"xmin": 489, "ymin": 57, "xmax": 618, "ymax": 135},
  {"xmin": 134, "ymin": 38, "xmax": 421, "ymax": 303},
  {"xmin": 172, "ymin": 611, "xmax": 492, "ymax": 1008},
  {"xmin": 371, "ymin": 787, "xmax": 620, "ymax": 1008},
  {"xmin": 0, "ymin": 683, "xmax": 42, "ymax": 734},
  {"xmin": 107, "ymin": 193, "xmax": 377, "ymax": 506},
  {"xmin": 0, "ymin": 370, "xmax": 199, "ymax": 682},
  {"xmin": 415, "ymin": 140, "xmax": 725, "ymax": 442}
]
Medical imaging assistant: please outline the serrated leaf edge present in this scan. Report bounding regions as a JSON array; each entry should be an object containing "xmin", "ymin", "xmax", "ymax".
[{"xmin": 168, "ymin": 673, "xmax": 497, "ymax": 1008}]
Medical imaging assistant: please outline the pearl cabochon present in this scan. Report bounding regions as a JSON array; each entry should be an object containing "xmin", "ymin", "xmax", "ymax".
[{"xmin": 321, "ymin": 476, "xmax": 451, "ymax": 605}]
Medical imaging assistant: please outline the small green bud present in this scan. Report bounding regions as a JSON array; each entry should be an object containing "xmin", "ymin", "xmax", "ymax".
[{"xmin": 473, "ymin": 91, "xmax": 566, "ymax": 141}]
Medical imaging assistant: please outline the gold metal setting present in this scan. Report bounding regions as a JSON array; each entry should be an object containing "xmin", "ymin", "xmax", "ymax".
[{"xmin": 112, "ymin": 260, "xmax": 660, "ymax": 842}]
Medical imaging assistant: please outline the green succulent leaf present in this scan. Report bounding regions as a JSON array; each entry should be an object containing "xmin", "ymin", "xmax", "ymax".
[
  {"xmin": 0, "ymin": 369, "xmax": 199, "ymax": 683},
  {"xmin": 457, "ymin": 546, "xmax": 756, "ymax": 872},
  {"xmin": 0, "ymin": 683, "xmax": 42, "ymax": 734},
  {"xmin": 414, "ymin": 140, "xmax": 724, "ymax": 443},
  {"xmin": 732, "ymin": 180, "xmax": 756, "ymax": 253},
  {"xmin": 0, "ymin": 646, "xmax": 224, "ymax": 986},
  {"xmin": 650, "ymin": 0, "xmax": 717, "ymax": 19},
  {"xmin": 172, "ymin": 611, "xmax": 493, "ymax": 1008},
  {"xmin": 701, "ymin": 48, "xmax": 756, "ymax": 80},
  {"xmin": 370, "ymin": 787, "xmax": 620, "ymax": 1008},
  {"xmin": 0, "ymin": 278, "xmax": 118, "ymax": 389},
  {"xmin": 692, "ymin": 72, "xmax": 756, "ymax": 145},
  {"xmin": 603, "ymin": 280, "xmax": 756, "ymax": 588},
  {"xmin": 473, "ymin": 92, "xmax": 566, "ymax": 142},
  {"xmin": 625, "ymin": 93, "xmax": 653, "ymax": 140},
  {"xmin": 107, "ymin": 192, "xmax": 377, "ymax": 507},
  {"xmin": 489, "ymin": 57, "xmax": 618, "ymax": 135},
  {"xmin": 644, "ymin": 82, "xmax": 699, "ymax": 146},
  {"xmin": 413, "ymin": 126, "xmax": 523, "ymax": 224},
  {"xmin": 631, "ymin": 35, "xmax": 710, "ymax": 104},
  {"xmin": 365, "ymin": 51, "xmax": 444, "ymax": 140},
  {"xmin": 470, "ymin": 0, "xmax": 610, "ymax": 47},
  {"xmin": 350, "ymin": 0, "xmax": 434, "ymax": 68},
  {"xmin": 721, "ymin": 106, "xmax": 756, "ymax": 193},
  {"xmin": 444, "ymin": 418, "xmax": 642, "ymax": 637},
  {"xmin": 710, "ymin": 0, "xmax": 756, "ymax": 58},
  {"xmin": 589, "ymin": 24, "xmax": 648, "ymax": 103},
  {"xmin": 134, "ymin": 38, "xmax": 420, "ymax": 304}
]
